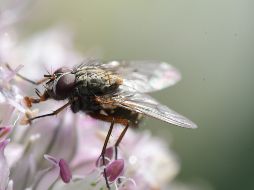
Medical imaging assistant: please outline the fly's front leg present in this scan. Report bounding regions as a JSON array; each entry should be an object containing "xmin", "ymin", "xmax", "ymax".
[
  {"xmin": 27, "ymin": 101, "xmax": 71, "ymax": 122},
  {"xmin": 24, "ymin": 90, "xmax": 49, "ymax": 108}
]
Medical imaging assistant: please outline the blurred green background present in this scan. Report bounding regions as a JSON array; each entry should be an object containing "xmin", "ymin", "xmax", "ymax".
[{"xmin": 17, "ymin": 0, "xmax": 254, "ymax": 189}]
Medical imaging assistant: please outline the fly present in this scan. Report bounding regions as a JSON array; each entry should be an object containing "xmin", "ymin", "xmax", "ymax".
[{"xmin": 7, "ymin": 59, "xmax": 197, "ymax": 189}]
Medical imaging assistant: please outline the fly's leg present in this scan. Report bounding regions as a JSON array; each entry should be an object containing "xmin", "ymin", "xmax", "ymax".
[
  {"xmin": 28, "ymin": 101, "xmax": 71, "ymax": 122},
  {"xmin": 114, "ymin": 123, "xmax": 129, "ymax": 160},
  {"xmin": 113, "ymin": 122, "xmax": 129, "ymax": 185},
  {"xmin": 24, "ymin": 90, "xmax": 49, "ymax": 108},
  {"xmin": 89, "ymin": 113, "xmax": 130, "ymax": 189},
  {"xmin": 89, "ymin": 113, "xmax": 129, "ymax": 159},
  {"xmin": 100, "ymin": 119, "xmax": 115, "ymax": 190}
]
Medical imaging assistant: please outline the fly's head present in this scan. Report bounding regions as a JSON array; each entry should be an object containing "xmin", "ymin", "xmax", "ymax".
[{"xmin": 45, "ymin": 67, "xmax": 76, "ymax": 100}]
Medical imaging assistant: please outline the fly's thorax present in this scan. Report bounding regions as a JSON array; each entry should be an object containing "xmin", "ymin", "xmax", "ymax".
[{"xmin": 75, "ymin": 67, "xmax": 123, "ymax": 95}]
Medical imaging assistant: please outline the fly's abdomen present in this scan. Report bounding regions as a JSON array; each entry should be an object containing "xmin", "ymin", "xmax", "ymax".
[{"xmin": 76, "ymin": 67, "xmax": 123, "ymax": 96}]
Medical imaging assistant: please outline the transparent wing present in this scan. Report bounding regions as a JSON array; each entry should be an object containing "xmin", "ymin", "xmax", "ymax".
[
  {"xmin": 76, "ymin": 59, "xmax": 181, "ymax": 93},
  {"xmin": 100, "ymin": 90, "xmax": 197, "ymax": 129}
]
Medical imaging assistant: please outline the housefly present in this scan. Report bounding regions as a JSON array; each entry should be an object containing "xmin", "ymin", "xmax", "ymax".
[
  {"xmin": 20, "ymin": 59, "xmax": 197, "ymax": 128},
  {"xmin": 8, "ymin": 59, "xmax": 197, "ymax": 189}
]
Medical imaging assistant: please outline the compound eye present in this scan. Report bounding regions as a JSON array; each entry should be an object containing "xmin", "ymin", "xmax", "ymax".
[
  {"xmin": 54, "ymin": 67, "xmax": 71, "ymax": 75},
  {"xmin": 54, "ymin": 73, "xmax": 75, "ymax": 99}
]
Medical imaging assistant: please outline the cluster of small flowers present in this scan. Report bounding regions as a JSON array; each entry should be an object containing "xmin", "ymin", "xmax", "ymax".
[{"xmin": 0, "ymin": 1, "xmax": 180, "ymax": 190}]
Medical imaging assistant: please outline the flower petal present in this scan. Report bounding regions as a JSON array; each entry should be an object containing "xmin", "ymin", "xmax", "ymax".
[
  {"xmin": 51, "ymin": 171, "xmax": 106, "ymax": 190},
  {"xmin": 44, "ymin": 154, "xmax": 58, "ymax": 165},
  {"xmin": 10, "ymin": 135, "xmax": 39, "ymax": 190},
  {"xmin": 44, "ymin": 111, "xmax": 78, "ymax": 163},
  {"xmin": 7, "ymin": 180, "xmax": 13, "ymax": 190},
  {"xmin": 33, "ymin": 165, "xmax": 60, "ymax": 190},
  {"xmin": 32, "ymin": 154, "xmax": 61, "ymax": 190},
  {"xmin": 0, "ymin": 104, "xmax": 15, "ymax": 125},
  {"xmin": 0, "ymin": 139, "xmax": 10, "ymax": 190}
]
